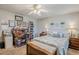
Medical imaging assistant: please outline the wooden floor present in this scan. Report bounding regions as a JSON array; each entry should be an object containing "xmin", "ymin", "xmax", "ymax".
[{"xmin": 0, "ymin": 45, "xmax": 26, "ymax": 55}]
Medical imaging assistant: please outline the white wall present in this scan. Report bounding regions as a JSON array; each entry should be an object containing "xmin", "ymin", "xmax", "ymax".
[
  {"xmin": 0, "ymin": 9, "xmax": 15, "ymax": 42},
  {"xmin": 1, "ymin": 8, "xmax": 79, "ymax": 39},
  {"xmin": 37, "ymin": 13, "xmax": 79, "ymax": 35},
  {"xmin": 0, "ymin": 9, "xmax": 38, "ymax": 42}
]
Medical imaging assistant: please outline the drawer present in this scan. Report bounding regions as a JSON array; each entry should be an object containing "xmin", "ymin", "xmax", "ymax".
[
  {"xmin": 70, "ymin": 41, "xmax": 79, "ymax": 45},
  {"xmin": 70, "ymin": 43, "xmax": 79, "ymax": 48},
  {"xmin": 70, "ymin": 39, "xmax": 79, "ymax": 42},
  {"xmin": 70, "ymin": 46, "xmax": 79, "ymax": 50}
]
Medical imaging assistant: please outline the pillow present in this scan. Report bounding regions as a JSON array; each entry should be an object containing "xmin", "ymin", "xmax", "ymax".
[
  {"xmin": 60, "ymin": 32, "xmax": 70, "ymax": 38},
  {"xmin": 48, "ymin": 32, "xmax": 61, "ymax": 38},
  {"xmin": 48, "ymin": 32, "xmax": 69, "ymax": 38}
]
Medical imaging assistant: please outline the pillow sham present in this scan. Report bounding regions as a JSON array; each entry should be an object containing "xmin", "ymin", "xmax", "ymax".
[
  {"xmin": 48, "ymin": 32, "xmax": 61, "ymax": 38},
  {"xmin": 48, "ymin": 32, "xmax": 69, "ymax": 38}
]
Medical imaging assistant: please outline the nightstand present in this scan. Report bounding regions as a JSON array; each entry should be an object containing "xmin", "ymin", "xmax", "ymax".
[
  {"xmin": 69, "ymin": 38, "xmax": 79, "ymax": 50},
  {"xmin": 40, "ymin": 32, "xmax": 47, "ymax": 36}
]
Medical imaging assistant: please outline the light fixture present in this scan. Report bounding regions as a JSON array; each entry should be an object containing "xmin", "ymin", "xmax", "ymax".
[
  {"xmin": 28, "ymin": 4, "xmax": 47, "ymax": 16},
  {"xmin": 68, "ymin": 22, "xmax": 76, "ymax": 38},
  {"xmin": 45, "ymin": 24, "xmax": 49, "ymax": 32}
]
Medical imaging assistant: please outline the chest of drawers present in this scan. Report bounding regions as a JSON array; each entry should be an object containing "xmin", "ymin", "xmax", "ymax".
[{"xmin": 69, "ymin": 38, "xmax": 79, "ymax": 50}]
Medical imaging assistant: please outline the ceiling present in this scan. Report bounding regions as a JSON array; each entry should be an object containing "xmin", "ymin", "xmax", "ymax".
[{"xmin": 0, "ymin": 4, "xmax": 79, "ymax": 19}]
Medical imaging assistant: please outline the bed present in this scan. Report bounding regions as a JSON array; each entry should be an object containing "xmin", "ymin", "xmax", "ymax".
[
  {"xmin": 27, "ymin": 32, "xmax": 69, "ymax": 55},
  {"xmin": 27, "ymin": 40, "xmax": 57, "ymax": 55}
]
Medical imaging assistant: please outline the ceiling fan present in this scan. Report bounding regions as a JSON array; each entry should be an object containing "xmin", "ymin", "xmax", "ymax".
[{"xmin": 28, "ymin": 4, "xmax": 48, "ymax": 16}]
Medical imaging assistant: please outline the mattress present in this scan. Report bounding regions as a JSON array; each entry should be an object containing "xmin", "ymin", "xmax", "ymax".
[
  {"xmin": 33, "ymin": 35, "xmax": 69, "ymax": 55},
  {"xmin": 28, "ymin": 40, "xmax": 56, "ymax": 54}
]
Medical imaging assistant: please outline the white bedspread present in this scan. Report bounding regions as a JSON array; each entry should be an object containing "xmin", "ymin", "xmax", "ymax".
[{"xmin": 33, "ymin": 35, "xmax": 69, "ymax": 55}]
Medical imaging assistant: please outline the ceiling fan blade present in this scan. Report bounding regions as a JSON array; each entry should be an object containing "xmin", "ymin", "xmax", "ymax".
[
  {"xmin": 27, "ymin": 4, "xmax": 47, "ymax": 16},
  {"xmin": 40, "ymin": 9, "xmax": 48, "ymax": 12},
  {"xmin": 37, "ymin": 11, "xmax": 41, "ymax": 14},
  {"xmin": 28, "ymin": 11, "xmax": 33, "ymax": 15},
  {"xmin": 37, "ymin": 11, "xmax": 41, "ymax": 16}
]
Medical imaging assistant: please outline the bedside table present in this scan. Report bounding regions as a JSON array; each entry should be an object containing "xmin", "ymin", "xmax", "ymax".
[
  {"xmin": 40, "ymin": 32, "xmax": 47, "ymax": 36},
  {"xmin": 69, "ymin": 38, "xmax": 79, "ymax": 50}
]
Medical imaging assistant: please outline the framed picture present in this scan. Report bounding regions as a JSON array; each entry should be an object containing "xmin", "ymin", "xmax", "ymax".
[
  {"xmin": 17, "ymin": 21, "xmax": 22, "ymax": 26},
  {"xmin": 15, "ymin": 15, "xmax": 23, "ymax": 21},
  {"xmin": 17, "ymin": 21, "xmax": 27, "ymax": 27},
  {"xmin": 9, "ymin": 20, "xmax": 16, "ymax": 27},
  {"xmin": 21, "ymin": 22, "xmax": 27, "ymax": 27}
]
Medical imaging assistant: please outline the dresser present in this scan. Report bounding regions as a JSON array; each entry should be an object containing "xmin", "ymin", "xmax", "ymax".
[{"xmin": 69, "ymin": 38, "xmax": 79, "ymax": 50}]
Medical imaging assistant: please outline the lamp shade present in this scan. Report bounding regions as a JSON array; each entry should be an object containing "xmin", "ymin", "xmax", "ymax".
[{"xmin": 1, "ymin": 25, "xmax": 8, "ymax": 31}]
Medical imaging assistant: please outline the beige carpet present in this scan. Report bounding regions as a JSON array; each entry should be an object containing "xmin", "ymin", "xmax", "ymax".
[
  {"xmin": 0, "ymin": 45, "xmax": 26, "ymax": 55},
  {"xmin": 0, "ymin": 46, "xmax": 79, "ymax": 55},
  {"xmin": 67, "ymin": 48, "xmax": 79, "ymax": 55}
]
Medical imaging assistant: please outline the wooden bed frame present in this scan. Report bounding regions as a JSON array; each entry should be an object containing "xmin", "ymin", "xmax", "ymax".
[{"xmin": 27, "ymin": 42, "xmax": 57, "ymax": 55}]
